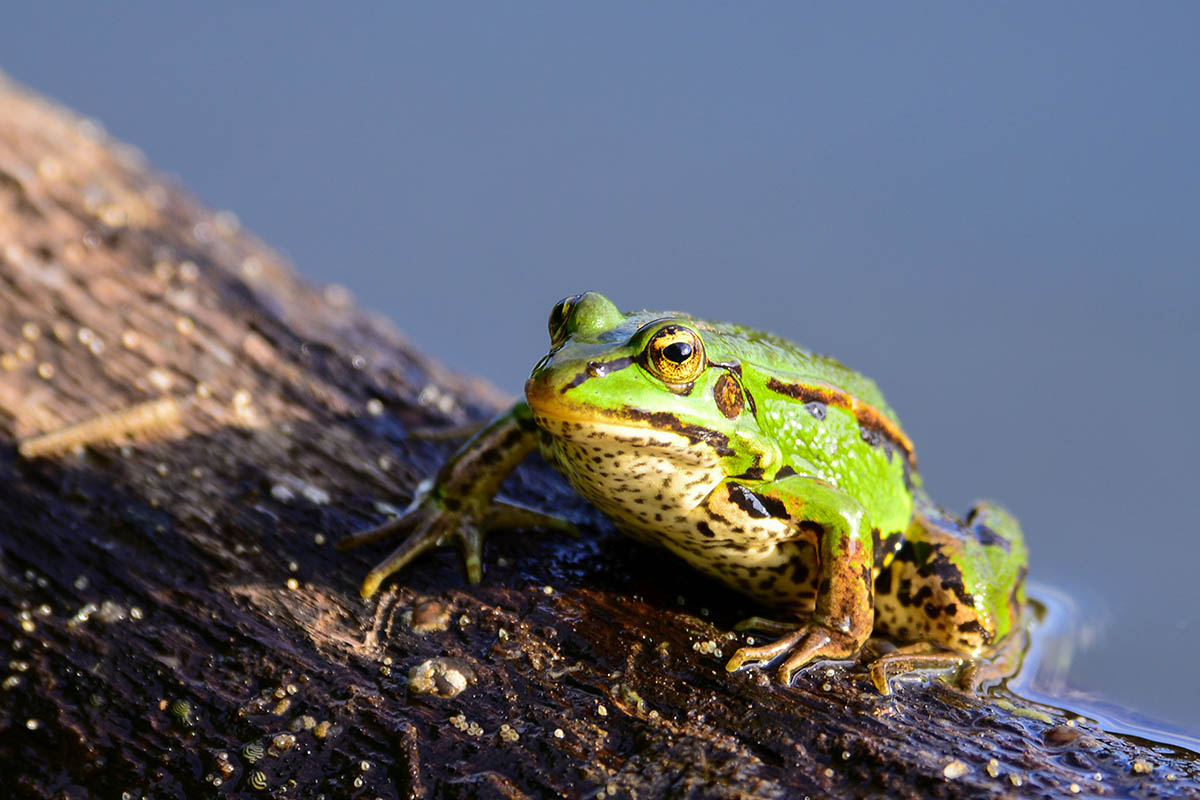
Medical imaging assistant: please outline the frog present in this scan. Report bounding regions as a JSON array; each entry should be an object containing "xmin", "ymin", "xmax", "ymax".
[{"xmin": 341, "ymin": 292, "xmax": 1028, "ymax": 693}]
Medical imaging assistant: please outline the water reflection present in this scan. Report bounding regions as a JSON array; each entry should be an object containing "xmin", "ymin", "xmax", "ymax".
[{"xmin": 1009, "ymin": 584, "xmax": 1200, "ymax": 754}]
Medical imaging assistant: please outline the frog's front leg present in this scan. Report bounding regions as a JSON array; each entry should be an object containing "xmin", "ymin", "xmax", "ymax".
[
  {"xmin": 339, "ymin": 402, "xmax": 575, "ymax": 597},
  {"xmin": 723, "ymin": 476, "xmax": 873, "ymax": 683}
]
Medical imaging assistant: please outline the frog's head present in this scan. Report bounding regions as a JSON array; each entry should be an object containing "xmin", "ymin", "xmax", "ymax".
[{"xmin": 525, "ymin": 292, "xmax": 775, "ymax": 476}]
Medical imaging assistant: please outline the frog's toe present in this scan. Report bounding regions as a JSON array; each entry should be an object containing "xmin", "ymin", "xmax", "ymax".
[
  {"xmin": 725, "ymin": 627, "xmax": 808, "ymax": 673},
  {"xmin": 726, "ymin": 624, "xmax": 858, "ymax": 683},
  {"xmin": 357, "ymin": 512, "xmax": 455, "ymax": 598},
  {"xmin": 337, "ymin": 512, "xmax": 417, "ymax": 551},
  {"xmin": 732, "ymin": 616, "xmax": 799, "ymax": 636},
  {"xmin": 483, "ymin": 501, "xmax": 580, "ymax": 538}
]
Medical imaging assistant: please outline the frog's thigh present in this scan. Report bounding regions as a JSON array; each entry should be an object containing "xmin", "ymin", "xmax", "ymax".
[{"xmin": 873, "ymin": 513, "xmax": 998, "ymax": 653}]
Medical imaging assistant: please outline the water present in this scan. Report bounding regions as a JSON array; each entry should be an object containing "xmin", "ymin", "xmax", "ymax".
[{"xmin": 1015, "ymin": 585, "xmax": 1200, "ymax": 754}]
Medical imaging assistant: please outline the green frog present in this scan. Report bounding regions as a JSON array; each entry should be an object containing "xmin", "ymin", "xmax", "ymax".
[{"xmin": 342, "ymin": 292, "xmax": 1028, "ymax": 692}]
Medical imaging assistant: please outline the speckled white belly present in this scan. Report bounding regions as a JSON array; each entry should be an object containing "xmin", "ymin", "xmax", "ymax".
[
  {"xmin": 533, "ymin": 411, "xmax": 822, "ymax": 612},
  {"xmin": 533, "ymin": 415, "xmax": 723, "ymax": 537}
]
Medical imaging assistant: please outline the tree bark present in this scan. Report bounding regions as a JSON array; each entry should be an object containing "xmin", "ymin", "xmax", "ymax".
[{"xmin": 0, "ymin": 74, "xmax": 1196, "ymax": 799}]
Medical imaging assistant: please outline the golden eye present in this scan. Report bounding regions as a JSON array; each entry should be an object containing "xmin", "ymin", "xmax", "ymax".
[{"xmin": 644, "ymin": 325, "xmax": 705, "ymax": 384}]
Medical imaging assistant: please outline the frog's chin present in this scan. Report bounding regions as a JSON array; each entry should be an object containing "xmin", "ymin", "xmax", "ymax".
[{"xmin": 525, "ymin": 379, "xmax": 727, "ymax": 466}]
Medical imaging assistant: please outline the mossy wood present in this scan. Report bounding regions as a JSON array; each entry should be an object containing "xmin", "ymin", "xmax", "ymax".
[{"xmin": 0, "ymin": 75, "xmax": 1195, "ymax": 799}]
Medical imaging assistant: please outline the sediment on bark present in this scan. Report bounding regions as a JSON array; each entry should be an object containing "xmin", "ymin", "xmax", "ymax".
[{"xmin": 0, "ymin": 74, "xmax": 1196, "ymax": 799}]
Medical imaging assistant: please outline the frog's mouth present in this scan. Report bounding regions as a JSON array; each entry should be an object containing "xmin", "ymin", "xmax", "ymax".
[{"xmin": 525, "ymin": 378, "xmax": 736, "ymax": 462}]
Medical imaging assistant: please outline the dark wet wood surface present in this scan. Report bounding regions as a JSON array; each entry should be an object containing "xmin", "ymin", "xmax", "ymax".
[{"xmin": 1, "ymin": 74, "xmax": 1196, "ymax": 799}]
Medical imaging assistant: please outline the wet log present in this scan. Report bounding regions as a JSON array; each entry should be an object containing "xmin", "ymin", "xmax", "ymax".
[{"xmin": 0, "ymin": 74, "xmax": 1196, "ymax": 799}]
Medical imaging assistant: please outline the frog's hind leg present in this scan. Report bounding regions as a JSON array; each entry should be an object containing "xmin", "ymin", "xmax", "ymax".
[
  {"xmin": 866, "ymin": 624, "xmax": 1029, "ymax": 695},
  {"xmin": 872, "ymin": 495, "xmax": 1027, "ymax": 654}
]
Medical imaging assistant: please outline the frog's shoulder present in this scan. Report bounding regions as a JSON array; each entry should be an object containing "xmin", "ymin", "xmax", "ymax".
[{"xmin": 691, "ymin": 317, "xmax": 901, "ymax": 426}]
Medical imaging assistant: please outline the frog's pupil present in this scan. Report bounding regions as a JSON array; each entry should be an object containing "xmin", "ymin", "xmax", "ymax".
[{"xmin": 663, "ymin": 342, "xmax": 692, "ymax": 363}]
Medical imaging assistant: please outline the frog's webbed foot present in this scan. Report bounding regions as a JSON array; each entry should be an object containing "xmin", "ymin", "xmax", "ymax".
[
  {"xmin": 338, "ymin": 480, "xmax": 577, "ymax": 598},
  {"xmin": 864, "ymin": 642, "xmax": 971, "ymax": 695},
  {"xmin": 725, "ymin": 618, "xmax": 860, "ymax": 684},
  {"xmin": 864, "ymin": 629, "xmax": 1027, "ymax": 695}
]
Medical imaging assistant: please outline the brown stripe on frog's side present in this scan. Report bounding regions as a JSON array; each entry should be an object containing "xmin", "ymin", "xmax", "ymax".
[
  {"xmin": 764, "ymin": 377, "xmax": 916, "ymax": 468},
  {"xmin": 560, "ymin": 356, "xmax": 636, "ymax": 392}
]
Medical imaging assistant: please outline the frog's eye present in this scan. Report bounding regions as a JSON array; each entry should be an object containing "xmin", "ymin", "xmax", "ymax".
[
  {"xmin": 642, "ymin": 325, "xmax": 706, "ymax": 384},
  {"xmin": 548, "ymin": 294, "xmax": 583, "ymax": 348},
  {"xmin": 548, "ymin": 292, "xmax": 624, "ymax": 347}
]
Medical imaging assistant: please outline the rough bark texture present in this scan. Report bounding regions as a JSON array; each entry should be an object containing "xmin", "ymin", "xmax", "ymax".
[{"xmin": 0, "ymin": 75, "xmax": 1196, "ymax": 799}]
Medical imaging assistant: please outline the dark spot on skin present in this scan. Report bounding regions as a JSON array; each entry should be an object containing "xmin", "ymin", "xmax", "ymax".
[
  {"xmin": 696, "ymin": 521, "xmax": 716, "ymax": 539},
  {"xmin": 775, "ymin": 465, "xmax": 798, "ymax": 479},
  {"xmin": 787, "ymin": 553, "xmax": 811, "ymax": 584},
  {"xmin": 874, "ymin": 567, "xmax": 892, "ymax": 595},
  {"xmin": 957, "ymin": 619, "xmax": 990, "ymax": 642},
  {"xmin": 944, "ymin": 603, "xmax": 957, "ymax": 617},
  {"xmin": 798, "ymin": 521, "xmax": 824, "ymax": 539},
  {"xmin": 804, "ymin": 401, "xmax": 826, "ymax": 420},
  {"xmin": 924, "ymin": 603, "xmax": 941, "ymax": 619},
  {"xmin": 876, "ymin": 531, "xmax": 904, "ymax": 563},
  {"xmin": 726, "ymin": 484, "xmax": 790, "ymax": 520},
  {"xmin": 893, "ymin": 539, "xmax": 932, "ymax": 567},
  {"xmin": 499, "ymin": 427, "xmax": 526, "ymax": 449},
  {"xmin": 734, "ymin": 466, "xmax": 765, "ymax": 481},
  {"xmin": 713, "ymin": 373, "xmax": 744, "ymax": 419}
]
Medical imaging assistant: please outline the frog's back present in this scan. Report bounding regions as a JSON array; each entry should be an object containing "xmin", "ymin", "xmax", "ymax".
[{"xmin": 692, "ymin": 318, "xmax": 902, "ymax": 426}]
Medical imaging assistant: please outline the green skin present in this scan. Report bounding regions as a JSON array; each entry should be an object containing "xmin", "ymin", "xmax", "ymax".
[{"xmin": 343, "ymin": 292, "xmax": 1028, "ymax": 691}]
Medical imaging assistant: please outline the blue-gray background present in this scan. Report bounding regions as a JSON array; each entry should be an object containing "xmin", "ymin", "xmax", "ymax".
[{"xmin": 5, "ymin": 4, "xmax": 1197, "ymax": 732}]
